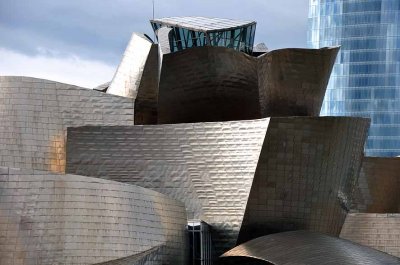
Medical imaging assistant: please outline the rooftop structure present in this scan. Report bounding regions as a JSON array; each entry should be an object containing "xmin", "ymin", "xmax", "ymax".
[{"xmin": 151, "ymin": 16, "xmax": 256, "ymax": 54}]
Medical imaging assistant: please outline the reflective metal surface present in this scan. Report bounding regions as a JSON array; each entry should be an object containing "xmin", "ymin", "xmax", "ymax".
[
  {"xmin": 341, "ymin": 213, "xmax": 400, "ymax": 258},
  {"xmin": 65, "ymin": 116, "xmax": 368, "ymax": 257},
  {"xmin": 258, "ymin": 47, "xmax": 339, "ymax": 117},
  {"xmin": 94, "ymin": 245, "xmax": 164, "ymax": 265},
  {"xmin": 107, "ymin": 33, "xmax": 154, "ymax": 98},
  {"xmin": 66, "ymin": 119, "xmax": 270, "ymax": 257},
  {"xmin": 157, "ymin": 46, "xmax": 259, "ymax": 124},
  {"xmin": 134, "ymin": 44, "xmax": 160, "ymax": 125},
  {"xmin": 0, "ymin": 76, "xmax": 134, "ymax": 173},
  {"xmin": 221, "ymin": 230, "xmax": 400, "ymax": 265},
  {"xmin": 352, "ymin": 157, "xmax": 400, "ymax": 213},
  {"xmin": 0, "ymin": 166, "xmax": 187, "ymax": 265},
  {"xmin": 237, "ymin": 116, "xmax": 369, "ymax": 243},
  {"xmin": 156, "ymin": 46, "xmax": 338, "ymax": 124}
]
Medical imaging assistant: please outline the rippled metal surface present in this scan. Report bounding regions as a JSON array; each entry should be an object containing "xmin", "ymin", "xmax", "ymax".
[
  {"xmin": 221, "ymin": 230, "xmax": 400, "ymax": 265},
  {"xmin": 237, "ymin": 117, "xmax": 369, "ymax": 243},
  {"xmin": 157, "ymin": 46, "xmax": 259, "ymax": 124},
  {"xmin": 134, "ymin": 44, "xmax": 160, "ymax": 125},
  {"xmin": 66, "ymin": 119, "xmax": 270, "ymax": 257},
  {"xmin": 0, "ymin": 167, "xmax": 187, "ymax": 265},
  {"xmin": 258, "ymin": 47, "xmax": 339, "ymax": 117},
  {"xmin": 94, "ymin": 245, "xmax": 164, "ymax": 265},
  {"xmin": 155, "ymin": 46, "xmax": 338, "ymax": 124},
  {"xmin": 0, "ymin": 76, "xmax": 134, "ymax": 173},
  {"xmin": 65, "ymin": 116, "xmax": 368, "ymax": 257},
  {"xmin": 352, "ymin": 157, "xmax": 400, "ymax": 213},
  {"xmin": 341, "ymin": 213, "xmax": 400, "ymax": 258},
  {"xmin": 107, "ymin": 33, "xmax": 153, "ymax": 98}
]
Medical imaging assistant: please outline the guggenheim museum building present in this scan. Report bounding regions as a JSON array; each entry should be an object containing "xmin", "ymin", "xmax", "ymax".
[{"xmin": 0, "ymin": 16, "xmax": 399, "ymax": 265}]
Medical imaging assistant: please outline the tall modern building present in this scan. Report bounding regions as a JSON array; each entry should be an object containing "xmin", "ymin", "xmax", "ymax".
[{"xmin": 308, "ymin": 0, "xmax": 400, "ymax": 157}]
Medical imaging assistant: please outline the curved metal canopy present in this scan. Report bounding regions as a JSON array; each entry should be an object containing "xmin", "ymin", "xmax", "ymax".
[{"xmin": 221, "ymin": 230, "xmax": 400, "ymax": 265}]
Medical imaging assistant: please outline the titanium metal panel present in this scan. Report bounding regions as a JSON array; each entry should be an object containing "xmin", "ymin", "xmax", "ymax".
[
  {"xmin": 134, "ymin": 44, "xmax": 160, "ymax": 124},
  {"xmin": 65, "ymin": 117, "xmax": 368, "ymax": 257},
  {"xmin": 94, "ymin": 245, "xmax": 164, "ymax": 265},
  {"xmin": 221, "ymin": 230, "xmax": 400, "ymax": 265},
  {"xmin": 352, "ymin": 157, "xmax": 400, "ymax": 213},
  {"xmin": 237, "ymin": 117, "xmax": 369, "ymax": 243},
  {"xmin": 66, "ymin": 119, "xmax": 270, "ymax": 256},
  {"xmin": 341, "ymin": 213, "xmax": 400, "ymax": 258},
  {"xmin": 156, "ymin": 46, "xmax": 338, "ymax": 124},
  {"xmin": 257, "ymin": 47, "xmax": 339, "ymax": 117},
  {"xmin": 0, "ymin": 76, "xmax": 134, "ymax": 173},
  {"xmin": 157, "ymin": 46, "xmax": 260, "ymax": 124},
  {"xmin": 107, "ymin": 33, "xmax": 154, "ymax": 98},
  {"xmin": 0, "ymin": 167, "xmax": 187, "ymax": 265}
]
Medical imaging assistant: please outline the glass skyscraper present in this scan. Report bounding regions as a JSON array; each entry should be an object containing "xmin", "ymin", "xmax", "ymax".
[{"xmin": 308, "ymin": 0, "xmax": 400, "ymax": 157}]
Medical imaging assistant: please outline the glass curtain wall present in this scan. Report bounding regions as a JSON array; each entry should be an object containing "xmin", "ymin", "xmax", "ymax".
[
  {"xmin": 151, "ymin": 22, "xmax": 256, "ymax": 54},
  {"xmin": 308, "ymin": 0, "xmax": 400, "ymax": 157}
]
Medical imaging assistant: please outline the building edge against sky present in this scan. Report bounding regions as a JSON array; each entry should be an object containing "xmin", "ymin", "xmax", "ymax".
[{"xmin": 308, "ymin": 0, "xmax": 400, "ymax": 157}]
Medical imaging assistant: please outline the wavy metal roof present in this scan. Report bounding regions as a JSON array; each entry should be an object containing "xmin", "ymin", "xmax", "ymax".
[
  {"xmin": 221, "ymin": 231, "xmax": 400, "ymax": 265},
  {"xmin": 150, "ymin": 16, "xmax": 256, "ymax": 32}
]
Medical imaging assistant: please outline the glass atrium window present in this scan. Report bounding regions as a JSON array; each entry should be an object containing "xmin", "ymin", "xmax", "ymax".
[{"xmin": 150, "ymin": 17, "xmax": 256, "ymax": 54}]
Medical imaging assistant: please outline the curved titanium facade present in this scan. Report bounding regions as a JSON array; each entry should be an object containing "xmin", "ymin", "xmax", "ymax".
[
  {"xmin": 134, "ymin": 44, "xmax": 160, "ymax": 124},
  {"xmin": 237, "ymin": 117, "xmax": 369, "ymax": 243},
  {"xmin": 66, "ymin": 119, "xmax": 270, "ymax": 257},
  {"xmin": 94, "ymin": 245, "xmax": 164, "ymax": 265},
  {"xmin": 65, "ymin": 117, "xmax": 368, "ymax": 257},
  {"xmin": 0, "ymin": 167, "xmax": 187, "ymax": 265},
  {"xmin": 157, "ymin": 46, "xmax": 338, "ymax": 124},
  {"xmin": 0, "ymin": 76, "xmax": 134, "ymax": 173},
  {"xmin": 341, "ymin": 213, "xmax": 400, "ymax": 258},
  {"xmin": 222, "ymin": 230, "xmax": 400, "ymax": 265},
  {"xmin": 157, "ymin": 46, "xmax": 259, "ymax": 124},
  {"xmin": 308, "ymin": 0, "xmax": 400, "ymax": 156},
  {"xmin": 353, "ymin": 157, "xmax": 400, "ymax": 213},
  {"xmin": 257, "ymin": 47, "xmax": 339, "ymax": 116},
  {"xmin": 107, "ymin": 33, "xmax": 154, "ymax": 98}
]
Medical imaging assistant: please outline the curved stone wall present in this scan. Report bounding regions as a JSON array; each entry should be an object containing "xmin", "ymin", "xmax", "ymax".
[
  {"xmin": 0, "ymin": 167, "xmax": 187, "ymax": 265},
  {"xmin": 257, "ymin": 47, "xmax": 339, "ymax": 117},
  {"xmin": 157, "ymin": 46, "xmax": 259, "ymax": 124},
  {"xmin": 0, "ymin": 76, "xmax": 134, "ymax": 172},
  {"xmin": 222, "ymin": 231, "xmax": 399, "ymax": 265},
  {"xmin": 237, "ymin": 116, "xmax": 369, "ymax": 243},
  {"xmin": 352, "ymin": 157, "xmax": 400, "ymax": 213}
]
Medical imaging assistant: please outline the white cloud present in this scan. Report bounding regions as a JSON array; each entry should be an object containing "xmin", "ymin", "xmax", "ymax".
[{"xmin": 0, "ymin": 47, "xmax": 116, "ymax": 88}]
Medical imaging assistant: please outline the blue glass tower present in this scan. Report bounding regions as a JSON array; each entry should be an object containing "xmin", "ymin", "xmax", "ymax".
[{"xmin": 308, "ymin": 0, "xmax": 400, "ymax": 157}]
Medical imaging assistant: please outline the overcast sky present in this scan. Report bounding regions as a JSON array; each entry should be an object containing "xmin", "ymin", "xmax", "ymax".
[{"xmin": 0, "ymin": 0, "xmax": 309, "ymax": 87}]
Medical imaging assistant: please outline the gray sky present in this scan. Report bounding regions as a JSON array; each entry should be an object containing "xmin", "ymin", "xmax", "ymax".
[{"xmin": 0, "ymin": 0, "xmax": 309, "ymax": 87}]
